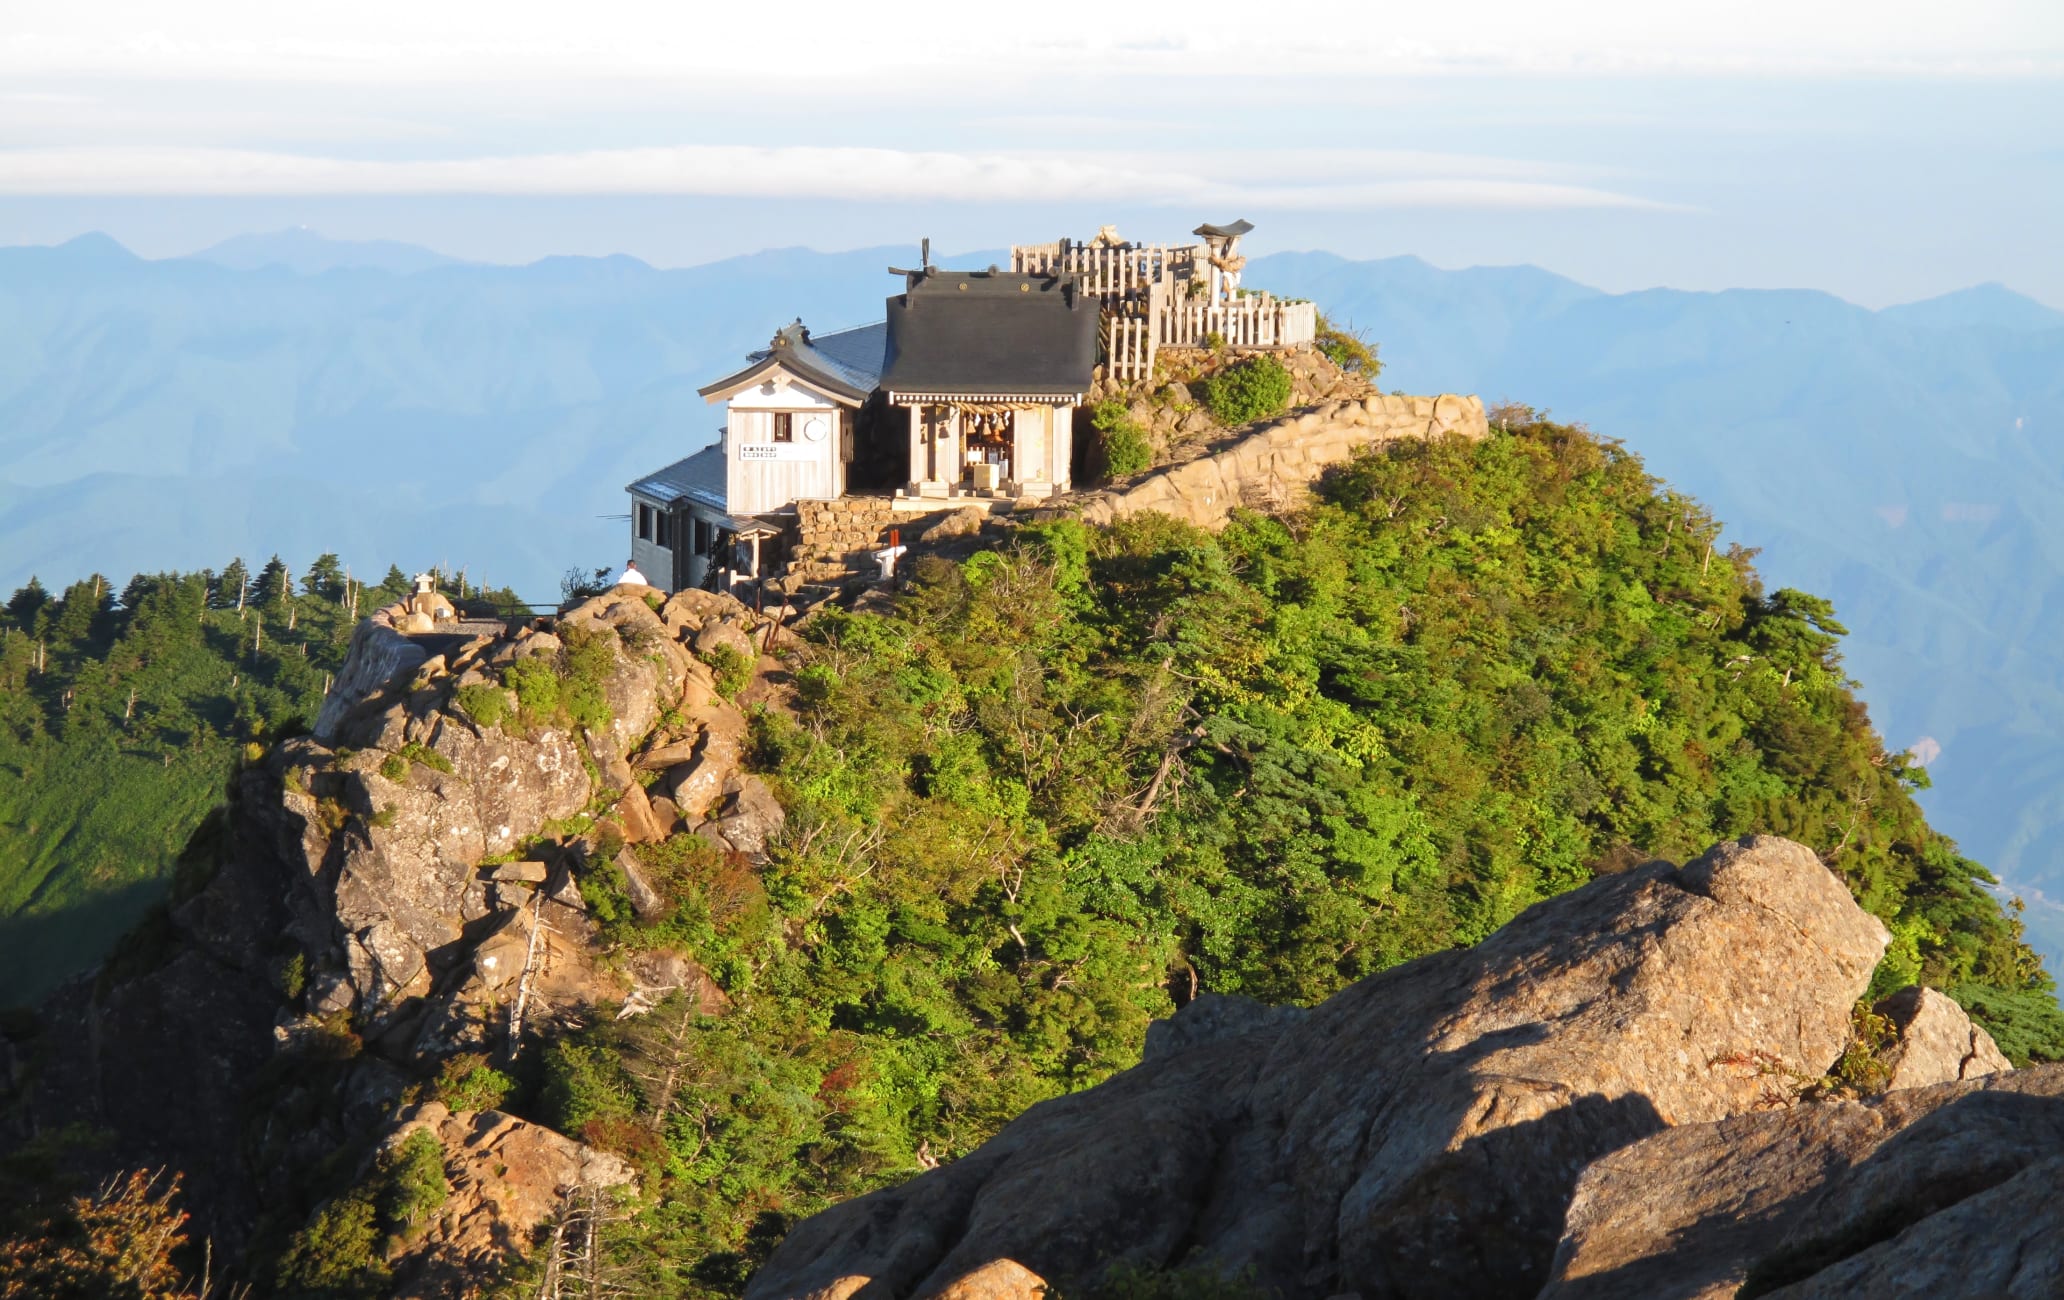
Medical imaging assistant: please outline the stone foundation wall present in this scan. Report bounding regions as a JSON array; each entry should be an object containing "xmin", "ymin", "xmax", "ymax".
[
  {"xmin": 1074, "ymin": 392, "xmax": 1489, "ymax": 531},
  {"xmin": 790, "ymin": 497, "xmax": 899, "ymax": 583}
]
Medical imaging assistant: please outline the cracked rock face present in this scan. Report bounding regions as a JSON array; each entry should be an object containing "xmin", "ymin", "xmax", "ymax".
[
  {"xmin": 1873, "ymin": 985, "xmax": 2013, "ymax": 1091},
  {"xmin": 748, "ymin": 836, "xmax": 1889, "ymax": 1300}
]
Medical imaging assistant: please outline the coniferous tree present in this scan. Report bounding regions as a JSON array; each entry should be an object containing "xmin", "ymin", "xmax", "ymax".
[
  {"xmin": 303, "ymin": 553, "xmax": 346, "ymax": 603},
  {"xmin": 211, "ymin": 558, "xmax": 249, "ymax": 610},
  {"xmin": 118, "ymin": 572, "xmax": 157, "ymax": 612},
  {"xmin": 255, "ymin": 555, "xmax": 292, "ymax": 606},
  {"xmin": 374, "ymin": 565, "xmax": 413, "ymax": 605},
  {"xmin": 46, "ymin": 579, "xmax": 111, "ymax": 659},
  {"xmin": 4, "ymin": 578, "xmax": 48, "ymax": 629}
]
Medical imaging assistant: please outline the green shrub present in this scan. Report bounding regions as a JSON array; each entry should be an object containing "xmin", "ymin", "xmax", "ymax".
[
  {"xmin": 559, "ymin": 625, "xmax": 618, "ymax": 732},
  {"xmin": 453, "ymin": 683, "xmax": 509, "ymax": 729},
  {"xmin": 397, "ymin": 741, "xmax": 454, "ymax": 775},
  {"xmin": 540, "ymin": 1039, "xmax": 639, "ymax": 1136},
  {"xmin": 1198, "ymin": 355, "xmax": 1292, "ymax": 426},
  {"xmin": 378, "ymin": 753, "xmax": 406, "ymax": 782},
  {"xmin": 275, "ymin": 1191, "xmax": 390, "ymax": 1298},
  {"xmin": 275, "ymin": 950, "xmax": 308, "ymax": 1002},
  {"xmin": 700, "ymin": 643, "xmax": 753, "ymax": 700},
  {"xmin": 1091, "ymin": 399, "xmax": 1153, "ymax": 478},
  {"xmin": 502, "ymin": 654, "xmax": 561, "ymax": 725},
  {"xmin": 378, "ymin": 1130, "xmax": 448, "ymax": 1234},
  {"xmin": 435, "ymin": 1052, "xmax": 516, "ymax": 1113},
  {"xmin": 1315, "ymin": 313, "xmax": 1381, "ymax": 378}
]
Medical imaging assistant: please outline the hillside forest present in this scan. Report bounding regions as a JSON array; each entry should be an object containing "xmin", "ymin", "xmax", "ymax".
[{"xmin": 3, "ymin": 414, "xmax": 2062, "ymax": 1295}]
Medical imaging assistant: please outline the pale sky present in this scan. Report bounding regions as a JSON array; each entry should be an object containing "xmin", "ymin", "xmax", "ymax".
[{"xmin": 2, "ymin": 0, "xmax": 2061, "ymax": 303}]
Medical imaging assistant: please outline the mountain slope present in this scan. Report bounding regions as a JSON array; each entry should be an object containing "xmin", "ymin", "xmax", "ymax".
[{"xmin": 1249, "ymin": 252, "xmax": 2064, "ymax": 959}]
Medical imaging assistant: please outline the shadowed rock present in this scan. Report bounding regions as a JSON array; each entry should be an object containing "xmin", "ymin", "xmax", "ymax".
[{"xmin": 1541, "ymin": 1065, "xmax": 2064, "ymax": 1300}]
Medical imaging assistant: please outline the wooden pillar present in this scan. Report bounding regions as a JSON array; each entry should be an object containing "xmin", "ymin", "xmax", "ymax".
[
  {"xmin": 906, "ymin": 403, "xmax": 928, "ymax": 494},
  {"xmin": 943, "ymin": 406, "xmax": 963, "ymax": 495},
  {"xmin": 1053, "ymin": 403, "xmax": 1074, "ymax": 493},
  {"xmin": 1010, "ymin": 408, "xmax": 1032, "ymax": 493}
]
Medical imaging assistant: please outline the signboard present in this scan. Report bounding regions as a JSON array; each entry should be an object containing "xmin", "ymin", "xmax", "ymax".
[{"xmin": 738, "ymin": 443, "xmax": 815, "ymax": 462}]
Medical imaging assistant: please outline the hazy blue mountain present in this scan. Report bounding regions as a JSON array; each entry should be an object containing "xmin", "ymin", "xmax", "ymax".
[
  {"xmin": 1879, "ymin": 282, "xmax": 2064, "ymax": 334},
  {"xmin": 185, "ymin": 226, "xmax": 465, "ymax": 275},
  {"xmin": 5, "ymin": 231, "xmax": 2064, "ymax": 961}
]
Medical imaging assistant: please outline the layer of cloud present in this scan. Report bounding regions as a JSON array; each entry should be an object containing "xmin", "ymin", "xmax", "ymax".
[
  {"xmin": 6, "ymin": 0, "xmax": 2059, "ymax": 84},
  {"xmin": 0, "ymin": 144, "xmax": 1680, "ymax": 210}
]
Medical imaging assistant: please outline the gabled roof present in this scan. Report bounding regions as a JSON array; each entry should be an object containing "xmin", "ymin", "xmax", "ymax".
[
  {"xmin": 698, "ymin": 320, "xmax": 885, "ymax": 406},
  {"xmin": 626, "ymin": 444, "xmax": 725, "ymax": 512},
  {"xmin": 797, "ymin": 321, "xmax": 886, "ymax": 391},
  {"xmin": 881, "ymin": 270, "xmax": 1097, "ymax": 400}
]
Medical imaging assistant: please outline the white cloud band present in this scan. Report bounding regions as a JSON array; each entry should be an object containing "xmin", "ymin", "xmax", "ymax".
[{"xmin": 0, "ymin": 144, "xmax": 1677, "ymax": 210}]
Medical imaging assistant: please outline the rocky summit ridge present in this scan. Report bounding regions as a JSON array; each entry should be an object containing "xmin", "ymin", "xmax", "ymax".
[{"xmin": 751, "ymin": 836, "xmax": 2044, "ymax": 1300}]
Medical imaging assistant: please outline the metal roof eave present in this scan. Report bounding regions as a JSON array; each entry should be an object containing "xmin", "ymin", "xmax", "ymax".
[{"xmin": 697, "ymin": 354, "xmax": 871, "ymax": 406}]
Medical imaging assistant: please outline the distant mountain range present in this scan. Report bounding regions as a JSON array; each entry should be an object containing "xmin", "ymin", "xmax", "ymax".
[
  {"xmin": 187, "ymin": 226, "xmax": 468, "ymax": 275},
  {"xmin": 4, "ymin": 230, "xmax": 2062, "ymax": 962}
]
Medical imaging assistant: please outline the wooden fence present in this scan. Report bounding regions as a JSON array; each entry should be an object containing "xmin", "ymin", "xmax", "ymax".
[
  {"xmin": 1159, "ymin": 296, "xmax": 1318, "ymax": 350},
  {"xmin": 1103, "ymin": 312, "xmax": 1158, "ymax": 383},
  {"xmin": 1014, "ymin": 239, "xmax": 1317, "ymax": 383},
  {"xmin": 1012, "ymin": 242, "xmax": 1192, "ymax": 301}
]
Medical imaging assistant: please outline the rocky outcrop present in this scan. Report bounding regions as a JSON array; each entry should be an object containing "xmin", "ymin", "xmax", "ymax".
[
  {"xmin": 4, "ymin": 582, "xmax": 788, "ymax": 1293},
  {"xmin": 315, "ymin": 618, "xmax": 428, "ymax": 739},
  {"xmin": 1073, "ymin": 392, "xmax": 1489, "ymax": 532},
  {"xmin": 376, "ymin": 1102, "xmax": 636, "ymax": 1299},
  {"xmin": 1542, "ymin": 1065, "xmax": 2064, "ymax": 1300},
  {"xmin": 1873, "ymin": 985, "xmax": 2012, "ymax": 1090},
  {"xmin": 748, "ymin": 836, "xmax": 1888, "ymax": 1300}
]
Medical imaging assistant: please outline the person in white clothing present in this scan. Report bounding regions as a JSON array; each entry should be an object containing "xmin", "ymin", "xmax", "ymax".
[{"xmin": 617, "ymin": 560, "xmax": 648, "ymax": 587}]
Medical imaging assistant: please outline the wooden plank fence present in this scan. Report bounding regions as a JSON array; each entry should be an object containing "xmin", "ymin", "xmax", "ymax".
[
  {"xmin": 1013, "ymin": 239, "xmax": 1317, "ymax": 382},
  {"xmin": 1013, "ymin": 242, "xmax": 1191, "ymax": 301},
  {"xmin": 1103, "ymin": 312, "xmax": 1157, "ymax": 383},
  {"xmin": 1159, "ymin": 296, "xmax": 1318, "ymax": 350}
]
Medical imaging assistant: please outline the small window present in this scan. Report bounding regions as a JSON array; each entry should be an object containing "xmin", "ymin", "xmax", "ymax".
[
  {"xmin": 694, "ymin": 518, "xmax": 712, "ymax": 555},
  {"xmin": 637, "ymin": 503, "xmax": 652, "ymax": 541},
  {"xmin": 773, "ymin": 412, "xmax": 794, "ymax": 443},
  {"xmin": 656, "ymin": 511, "xmax": 672, "ymax": 549}
]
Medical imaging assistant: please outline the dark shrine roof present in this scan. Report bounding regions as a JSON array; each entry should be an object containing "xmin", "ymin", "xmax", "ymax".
[
  {"xmin": 699, "ymin": 320, "xmax": 886, "ymax": 404},
  {"xmin": 881, "ymin": 270, "xmax": 1097, "ymax": 400},
  {"xmin": 1194, "ymin": 219, "xmax": 1254, "ymax": 239},
  {"xmin": 626, "ymin": 444, "xmax": 725, "ymax": 512}
]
